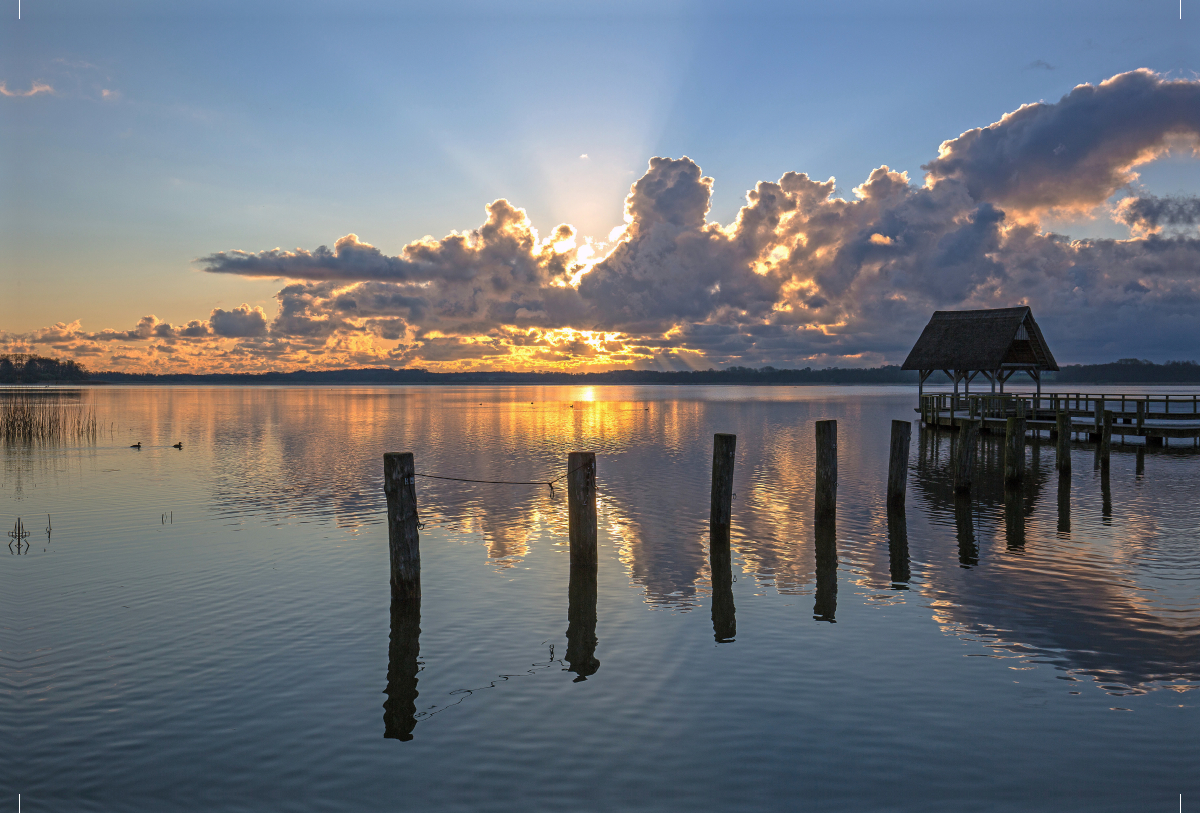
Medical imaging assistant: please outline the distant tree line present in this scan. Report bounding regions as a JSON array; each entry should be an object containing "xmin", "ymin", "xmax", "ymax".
[
  {"xmin": 1049, "ymin": 359, "xmax": 1200, "ymax": 384},
  {"xmin": 90, "ymin": 365, "xmax": 920, "ymax": 385},
  {"xmin": 10, "ymin": 355, "xmax": 1197, "ymax": 386},
  {"xmin": 0, "ymin": 354, "xmax": 90, "ymax": 383}
]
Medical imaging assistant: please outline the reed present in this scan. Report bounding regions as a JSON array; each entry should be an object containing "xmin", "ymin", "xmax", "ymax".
[{"xmin": 0, "ymin": 392, "xmax": 98, "ymax": 443}]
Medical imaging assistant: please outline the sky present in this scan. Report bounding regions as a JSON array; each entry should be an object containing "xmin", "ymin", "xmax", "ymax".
[{"xmin": 3, "ymin": 0, "xmax": 1200, "ymax": 372}]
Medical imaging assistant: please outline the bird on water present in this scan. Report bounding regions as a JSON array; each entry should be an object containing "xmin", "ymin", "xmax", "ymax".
[
  {"xmin": 172, "ymin": 442, "xmax": 183, "ymax": 449},
  {"xmin": 130, "ymin": 442, "xmax": 141, "ymax": 449}
]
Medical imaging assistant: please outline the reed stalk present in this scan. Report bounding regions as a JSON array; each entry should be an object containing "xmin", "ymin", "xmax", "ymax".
[{"xmin": 0, "ymin": 392, "xmax": 98, "ymax": 443}]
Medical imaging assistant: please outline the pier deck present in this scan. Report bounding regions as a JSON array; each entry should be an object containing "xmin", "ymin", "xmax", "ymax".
[{"xmin": 918, "ymin": 392, "xmax": 1200, "ymax": 446}]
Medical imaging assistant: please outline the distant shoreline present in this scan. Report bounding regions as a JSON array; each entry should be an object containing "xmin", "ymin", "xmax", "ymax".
[
  {"xmin": 5, "ymin": 357, "xmax": 1200, "ymax": 386},
  {"xmin": 82, "ymin": 359, "xmax": 1200, "ymax": 386}
]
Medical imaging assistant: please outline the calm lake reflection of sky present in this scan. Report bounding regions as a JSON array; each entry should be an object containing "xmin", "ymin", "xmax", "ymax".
[{"xmin": 2, "ymin": 385, "xmax": 1197, "ymax": 812}]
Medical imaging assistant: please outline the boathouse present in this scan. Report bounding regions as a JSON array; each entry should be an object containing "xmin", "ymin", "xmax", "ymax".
[{"xmin": 901, "ymin": 307, "xmax": 1059, "ymax": 400}]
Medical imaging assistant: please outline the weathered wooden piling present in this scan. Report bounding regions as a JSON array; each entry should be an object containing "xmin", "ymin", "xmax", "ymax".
[
  {"xmin": 566, "ymin": 450, "xmax": 600, "ymax": 677},
  {"xmin": 1136, "ymin": 447, "xmax": 1145, "ymax": 476},
  {"xmin": 1056, "ymin": 410, "xmax": 1071, "ymax": 471},
  {"xmin": 952, "ymin": 419, "xmax": 979, "ymax": 494},
  {"xmin": 1004, "ymin": 417, "xmax": 1026, "ymax": 484},
  {"xmin": 383, "ymin": 452, "xmax": 421, "ymax": 601},
  {"xmin": 1091, "ymin": 398, "xmax": 1104, "ymax": 442},
  {"xmin": 567, "ymin": 451, "xmax": 597, "ymax": 567},
  {"xmin": 887, "ymin": 420, "xmax": 911, "ymax": 506},
  {"xmin": 815, "ymin": 420, "xmax": 837, "ymax": 516},
  {"xmin": 710, "ymin": 434, "xmax": 736, "ymax": 541},
  {"xmin": 709, "ymin": 434, "xmax": 737, "ymax": 643}
]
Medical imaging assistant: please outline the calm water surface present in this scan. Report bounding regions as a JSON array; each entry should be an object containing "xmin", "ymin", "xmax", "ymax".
[{"xmin": 2, "ymin": 385, "xmax": 1197, "ymax": 811}]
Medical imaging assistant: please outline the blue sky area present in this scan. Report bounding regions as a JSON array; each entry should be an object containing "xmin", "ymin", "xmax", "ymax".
[{"xmin": 3, "ymin": 0, "xmax": 1199, "ymax": 370}]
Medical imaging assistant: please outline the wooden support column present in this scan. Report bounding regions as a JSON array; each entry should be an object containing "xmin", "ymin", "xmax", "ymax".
[
  {"xmin": 567, "ymin": 452, "xmax": 598, "ymax": 567},
  {"xmin": 887, "ymin": 420, "xmax": 911, "ymax": 506},
  {"xmin": 566, "ymin": 450, "xmax": 600, "ymax": 677},
  {"xmin": 1056, "ymin": 410, "xmax": 1071, "ymax": 471},
  {"xmin": 815, "ymin": 420, "xmax": 837, "ymax": 517},
  {"xmin": 1091, "ymin": 398, "xmax": 1104, "ymax": 442},
  {"xmin": 383, "ymin": 452, "xmax": 421, "ymax": 601},
  {"xmin": 709, "ymin": 434, "xmax": 737, "ymax": 643}
]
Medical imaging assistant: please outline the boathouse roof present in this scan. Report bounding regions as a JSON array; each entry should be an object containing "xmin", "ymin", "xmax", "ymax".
[{"xmin": 901, "ymin": 307, "xmax": 1059, "ymax": 372}]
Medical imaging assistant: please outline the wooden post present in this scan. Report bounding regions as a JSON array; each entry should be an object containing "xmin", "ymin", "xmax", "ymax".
[
  {"xmin": 710, "ymin": 434, "xmax": 736, "ymax": 541},
  {"xmin": 1004, "ymin": 417, "xmax": 1025, "ymax": 484},
  {"xmin": 1056, "ymin": 410, "xmax": 1070, "ymax": 471},
  {"xmin": 815, "ymin": 420, "xmax": 837, "ymax": 516},
  {"xmin": 709, "ymin": 433, "xmax": 737, "ymax": 643},
  {"xmin": 1092, "ymin": 398, "xmax": 1104, "ymax": 442},
  {"xmin": 568, "ymin": 451, "xmax": 597, "ymax": 567},
  {"xmin": 887, "ymin": 420, "xmax": 911, "ymax": 506},
  {"xmin": 1136, "ymin": 400, "xmax": 1145, "ymax": 432},
  {"xmin": 383, "ymin": 452, "xmax": 421, "ymax": 601},
  {"xmin": 952, "ymin": 418, "xmax": 979, "ymax": 494},
  {"xmin": 1100, "ymin": 410, "xmax": 1112, "ymax": 470}
]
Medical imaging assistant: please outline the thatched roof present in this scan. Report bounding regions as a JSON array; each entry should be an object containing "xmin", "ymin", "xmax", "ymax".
[{"xmin": 901, "ymin": 307, "xmax": 1059, "ymax": 371}]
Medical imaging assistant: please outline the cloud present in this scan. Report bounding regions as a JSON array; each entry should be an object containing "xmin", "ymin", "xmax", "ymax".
[
  {"xmin": 210, "ymin": 305, "xmax": 269, "ymax": 337},
  {"xmin": 923, "ymin": 69, "xmax": 1200, "ymax": 214},
  {"xmin": 1115, "ymin": 194, "xmax": 1200, "ymax": 230},
  {"xmin": 0, "ymin": 81, "xmax": 54, "ymax": 97},
  {"xmin": 13, "ymin": 69, "xmax": 1200, "ymax": 372},
  {"xmin": 1027, "ymin": 60, "xmax": 1055, "ymax": 71}
]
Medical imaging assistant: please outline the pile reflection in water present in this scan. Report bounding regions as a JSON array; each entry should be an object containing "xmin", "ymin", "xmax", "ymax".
[
  {"xmin": 565, "ymin": 562, "xmax": 600, "ymax": 679},
  {"xmin": 383, "ymin": 595, "xmax": 422, "ymax": 741},
  {"xmin": 886, "ymin": 506, "xmax": 911, "ymax": 587},
  {"xmin": 912, "ymin": 424, "xmax": 1200, "ymax": 692},
  {"xmin": 812, "ymin": 513, "xmax": 837, "ymax": 623}
]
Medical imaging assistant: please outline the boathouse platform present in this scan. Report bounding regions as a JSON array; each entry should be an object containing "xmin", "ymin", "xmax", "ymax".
[{"xmin": 918, "ymin": 392, "xmax": 1200, "ymax": 447}]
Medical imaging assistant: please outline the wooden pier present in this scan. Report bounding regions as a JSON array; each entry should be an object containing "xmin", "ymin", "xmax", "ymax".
[{"xmin": 919, "ymin": 392, "xmax": 1200, "ymax": 447}]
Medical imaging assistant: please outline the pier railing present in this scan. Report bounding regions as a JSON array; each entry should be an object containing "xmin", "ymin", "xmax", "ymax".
[{"xmin": 919, "ymin": 392, "xmax": 1200, "ymax": 443}]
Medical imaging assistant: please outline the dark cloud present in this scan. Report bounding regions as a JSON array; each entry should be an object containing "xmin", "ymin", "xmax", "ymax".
[
  {"xmin": 210, "ymin": 305, "xmax": 269, "ymax": 338},
  {"xmin": 1115, "ymin": 194, "xmax": 1200, "ymax": 229},
  {"xmin": 923, "ymin": 69, "xmax": 1200, "ymax": 213}
]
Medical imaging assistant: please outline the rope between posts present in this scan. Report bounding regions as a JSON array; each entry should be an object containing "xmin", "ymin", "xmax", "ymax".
[{"xmin": 407, "ymin": 461, "xmax": 593, "ymax": 529}]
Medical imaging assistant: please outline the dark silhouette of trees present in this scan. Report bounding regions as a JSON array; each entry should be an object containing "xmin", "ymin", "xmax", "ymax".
[{"xmin": 0, "ymin": 354, "xmax": 90, "ymax": 384}]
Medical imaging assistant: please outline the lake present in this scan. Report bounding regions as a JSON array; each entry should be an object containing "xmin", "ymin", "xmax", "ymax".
[{"xmin": 2, "ymin": 385, "xmax": 1197, "ymax": 811}]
